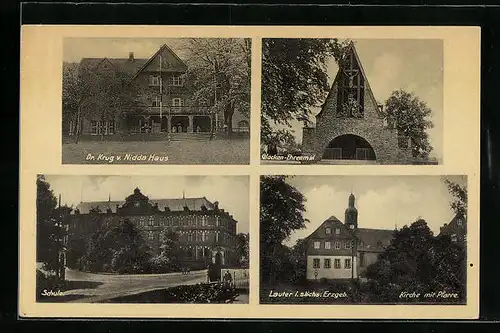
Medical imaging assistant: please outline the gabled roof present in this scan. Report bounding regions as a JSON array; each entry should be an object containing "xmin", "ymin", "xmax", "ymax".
[
  {"xmin": 316, "ymin": 41, "xmax": 383, "ymax": 119},
  {"xmin": 75, "ymin": 196, "xmax": 215, "ymax": 214},
  {"xmin": 79, "ymin": 43, "xmax": 187, "ymax": 80},
  {"xmin": 356, "ymin": 228, "xmax": 394, "ymax": 251},
  {"xmin": 304, "ymin": 215, "xmax": 355, "ymax": 241},
  {"xmin": 130, "ymin": 44, "xmax": 188, "ymax": 80}
]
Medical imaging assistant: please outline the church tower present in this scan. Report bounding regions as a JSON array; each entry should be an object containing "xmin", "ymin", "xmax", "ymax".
[{"xmin": 345, "ymin": 193, "xmax": 358, "ymax": 230}]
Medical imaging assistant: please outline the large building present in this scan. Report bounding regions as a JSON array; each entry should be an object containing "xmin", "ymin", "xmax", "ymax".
[
  {"xmin": 63, "ymin": 44, "xmax": 249, "ymax": 139},
  {"xmin": 304, "ymin": 193, "xmax": 465, "ymax": 280},
  {"xmin": 302, "ymin": 42, "xmax": 418, "ymax": 164},
  {"xmin": 304, "ymin": 193, "xmax": 395, "ymax": 280},
  {"xmin": 65, "ymin": 188, "xmax": 239, "ymax": 269}
]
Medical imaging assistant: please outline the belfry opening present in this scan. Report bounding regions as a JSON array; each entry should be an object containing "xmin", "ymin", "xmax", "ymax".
[{"xmin": 322, "ymin": 134, "xmax": 376, "ymax": 161}]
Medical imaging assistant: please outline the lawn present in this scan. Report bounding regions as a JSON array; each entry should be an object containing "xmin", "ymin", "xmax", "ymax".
[{"xmin": 62, "ymin": 138, "xmax": 250, "ymax": 165}]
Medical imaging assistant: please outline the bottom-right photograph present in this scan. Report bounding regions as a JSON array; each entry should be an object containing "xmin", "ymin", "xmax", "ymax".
[{"xmin": 260, "ymin": 175, "xmax": 468, "ymax": 305}]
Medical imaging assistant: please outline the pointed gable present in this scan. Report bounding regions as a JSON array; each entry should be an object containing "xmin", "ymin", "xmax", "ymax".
[
  {"xmin": 305, "ymin": 216, "xmax": 354, "ymax": 240},
  {"xmin": 317, "ymin": 42, "xmax": 382, "ymax": 120},
  {"xmin": 133, "ymin": 44, "xmax": 188, "ymax": 78}
]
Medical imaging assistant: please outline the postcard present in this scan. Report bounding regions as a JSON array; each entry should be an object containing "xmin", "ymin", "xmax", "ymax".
[{"xmin": 19, "ymin": 25, "xmax": 480, "ymax": 319}]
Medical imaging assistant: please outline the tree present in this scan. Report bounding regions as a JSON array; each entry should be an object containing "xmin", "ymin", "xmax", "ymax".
[
  {"xmin": 365, "ymin": 219, "xmax": 466, "ymax": 303},
  {"xmin": 384, "ymin": 89, "xmax": 434, "ymax": 159},
  {"xmin": 182, "ymin": 38, "xmax": 251, "ymax": 137},
  {"xmin": 260, "ymin": 176, "xmax": 308, "ymax": 285},
  {"xmin": 261, "ymin": 38, "xmax": 350, "ymax": 146},
  {"xmin": 36, "ymin": 175, "xmax": 71, "ymax": 279},
  {"xmin": 62, "ymin": 60, "xmax": 146, "ymax": 143},
  {"xmin": 444, "ymin": 177, "xmax": 468, "ymax": 219},
  {"xmin": 235, "ymin": 233, "xmax": 249, "ymax": 268},
  {"xmin": 79, "ymin": 219, "xmax": 152, "ymax": 274},
  {"xmin": 36, "ymin": 175, "xmax": 58, "ymax": 263},
  {"xmin": 149, "ymin": 229, "xmax": 185, "ymax": 273}
]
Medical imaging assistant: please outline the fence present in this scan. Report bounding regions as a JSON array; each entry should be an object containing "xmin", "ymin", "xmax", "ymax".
[{"xmin": 220, "ymin": 268, "xmax": 249, "ymax": 290}]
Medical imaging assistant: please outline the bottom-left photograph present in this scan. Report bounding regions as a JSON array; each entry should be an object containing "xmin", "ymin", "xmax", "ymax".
[{"xmin": 35, "ymin": 174, "xmax": 250, "ymax": 304}]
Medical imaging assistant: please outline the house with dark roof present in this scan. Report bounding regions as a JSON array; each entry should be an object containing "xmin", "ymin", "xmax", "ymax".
[
  {"xmin": 304, "ymin": 193, "xmax": 394, "ymax": 280},
  {"xmin": 438, "ymin": 213, "xmax": 467, "ymax": 247},
  {"xmin": 301, "ymin": 42, "xmax": 416, "ymax": 164},
  {"xmin": 67, "ymin": 188, "xmax": 239, "ymax": 269},
  {"xmin": 63, "ymin": 44, "xmax": 249, "ymax": 140}
]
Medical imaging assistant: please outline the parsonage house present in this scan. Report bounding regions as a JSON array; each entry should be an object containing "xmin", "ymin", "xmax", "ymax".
[
  {"xmin": 303, "ymin": 193, "xmax": 464, "ymax": 280},
  {"xmin": 63, "ymin": 44, "xmax": 249, "ymax": 140},
  {"xmin": 302, "ymin": 42, "xmax": 433, "ymax": 164},
  {"xmin": 65, "ymin": 188, "xmax": 239, "ymax": 270}
]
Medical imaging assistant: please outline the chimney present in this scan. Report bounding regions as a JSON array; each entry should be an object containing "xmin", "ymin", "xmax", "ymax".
[{"xmin": 129, "ymin": 52, "xmax": 135, "ymax": 62}]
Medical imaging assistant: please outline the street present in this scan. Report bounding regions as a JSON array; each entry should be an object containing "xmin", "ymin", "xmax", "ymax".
[{"xmin": 61, "ymin": 268, "xmax": 207, "ymax": 303}]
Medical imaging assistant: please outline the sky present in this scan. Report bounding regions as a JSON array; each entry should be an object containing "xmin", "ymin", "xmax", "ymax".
[
  {"xmin": 283, "ymin": 175, "xmax": 465, "ymax": 246},
  {"xmin": 272, "ymin": 39, "xmax": 443, "ymax": 160},
  {"xmin": 63, "ymin": 37, "xmax": 192, "ymax": 63},
  {"xmin": 43, "ymin": 175, "xmax": 250, "ymax": 234}
]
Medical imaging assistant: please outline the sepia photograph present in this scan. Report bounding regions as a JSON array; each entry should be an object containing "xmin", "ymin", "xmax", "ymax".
[
  {"xmin": 261, "ymin": 39, "xmax": 443, "ymax": 165},
  {"xmin": 35, "ymin": 175, "xmax": 249, "ymax": 303},
  {"xmin": 260, "ymin": 175, "xmax": 467, "ymax": 304},
  {"xmin": 62, "ymin": 37, "xmax": 251, "ymax": 165}
]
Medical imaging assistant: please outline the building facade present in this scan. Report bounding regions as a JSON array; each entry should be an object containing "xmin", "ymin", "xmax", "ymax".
[
  {"xmin": 304, "ymin": 193, "xmax": 394, "ymax": 280},
  {"xmin": 439, "ymin": 213, "xmax": 467, "ymax": 247},
  {"xmin": 63, "ymin": 44, "xmax": 249, "ymax": 140},
  {"xmin": 66, "ymin": 188, "xmax": 239, "ymax": 269},
  {"xmin": 302, "ymin": 42, "xmax": 415, "ymax": 164}
]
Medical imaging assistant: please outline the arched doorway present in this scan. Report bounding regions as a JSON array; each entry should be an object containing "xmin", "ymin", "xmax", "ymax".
[
  {"xmin": 171, "ymin": 116, "xmax": 189, "ymax": 133},
  {"xmin": 193, "ymin": 116, "xmax": 211, "ymax": 132},
  {"xmin": 323, "ymin": 134, "xmax": 376, "ymax": 160}
]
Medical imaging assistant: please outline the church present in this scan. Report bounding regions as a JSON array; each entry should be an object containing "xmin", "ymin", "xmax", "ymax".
[
  {"xmin": 302, "ymin": 42, "xmax": 417, "ymax": 164},
  {"xmin": 62, "ymin": 44, "xmax": 249, "ymax": 140},
  {"xmin": 65, "ymin": 188, "xmax": 239, "ymax": 270},
  {"xmin": 303, "ymin": 192, "xmax": 465, "ymax": 280},
  {"xmin": 304, "ymin": 193, "xmax": 395, "ymax": 280}
]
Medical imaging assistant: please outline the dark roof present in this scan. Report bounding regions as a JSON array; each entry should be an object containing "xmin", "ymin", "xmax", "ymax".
[
  {"xmin": 79, "ymin": 57, "xmax": 149, "ymax": 77},
  {"xmin": 75, "ymin": 196, "xmax": 215, "ymax": 214},
  {"xmin": 439, "ymin": 214, "xmax": 466, "ymax": 236},
  {"xmin": 356, "ymin": 228, "xmax": 394, "ymax": 251}
]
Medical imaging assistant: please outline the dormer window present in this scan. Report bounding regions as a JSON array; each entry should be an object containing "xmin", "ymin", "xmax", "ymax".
[
  {"xmin": 335, "ymin": 228, "xmax": 341, "ymax": 235},
  {"xmin": 172, "ymin": 75, "xmax": 183, "ymax": 86},
  {"xmin": 150, "ymin": 75, "xmax": 161, "ymax": 86},
  {"xmin": 457, "ymin": 218, "xmax": 463, "ymax": 226},
  {"xmin": 325, "ymin": 227, "xmax": 331, "ymax": 235}
]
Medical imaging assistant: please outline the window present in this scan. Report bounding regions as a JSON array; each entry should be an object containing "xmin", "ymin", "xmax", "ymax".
[
  {"xmin": 344, "ymin": 259, "xmax": 352, "ymax": 269},
  {"xmin": 201, "ymin": 215, "xmax": 207, "ymax": 226},
  {"xmin": 172, "ymin": 98, "xmax": 183, "ymax": 107},
  {"xmin": 451, "ymin": 234, "xmax": 457, "ymax": 242},
  {"xmin": 325, "ymin": 227, "xmax": 331, "ymax": 235},
  {"xmin": 345, "ymin": 240, "xmax": 352, "ymax": 249},
  {"xmin": 313, "ymin": 241, "xmax": 320, "ymax": 249},
  {"xmin": 313, "ymin": 258, "xmax": 320, "ymax": 269},
  {"xmin": 324, "ymin": 259, "xmax": 331, "ymax": 269},
  {"xmin": 360, "ymin": 252, "xmax": 365, "ymax": 267},
  {"xmin": 457, "ymin": 218, "xmax": 463, "ymax": 226},
  {"xmin": 325, "ymin": 241, "xmax": 331, "ymax": 250},
  {"xmin": 334, "ymin": 241, "xmax": 341, "ymax": 250},
  {"xmin": 91, "ymin": 121, "xmax": 99, "ymax": 135},
  {"xmin": 216, "ymin": 216, "xmax": 220, "ymax": 226},
  {"xmin": 172, "ymin": 75, "xmax": 182, "ymax": 86},
  {"xmin": 150, "ymin": 75, "xmax": 161, "ymax": 86},
  {"xmin": 335, "ymin": 228, "xmax": 341, "ymax": 235},
  {"xmin": 152, "ymin": 96, "xmax": 161, "ymax": 107},
  {"xmin": 107, "ymin": 121, "xmax": 115, "ymax": 135},
  {"xmin": 334, "ymin": 259, "xmax": 341, "ymax": 269}
]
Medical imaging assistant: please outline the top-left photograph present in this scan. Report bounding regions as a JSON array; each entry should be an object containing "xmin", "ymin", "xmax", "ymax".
[{"xmin": 62, "ymin": 37, "xmax": 251, "ymax": 165}]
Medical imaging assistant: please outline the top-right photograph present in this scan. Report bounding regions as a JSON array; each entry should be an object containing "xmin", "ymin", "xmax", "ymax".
[{"xmin": 260, "ymin": 38, "xmax": 443, "ymax": 165}]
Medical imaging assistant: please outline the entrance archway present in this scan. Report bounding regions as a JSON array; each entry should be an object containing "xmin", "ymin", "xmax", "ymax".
[
  {"xmin": 193, "ymin": 116, "xmax": 211, "ymax": 132},
  {"xmin": 171, "ymin": 116, "xmax": 189, "ymax": 133},
  {"xmin": 323, "ymin": 134, "xmax": 376, "ymax": 160}
]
